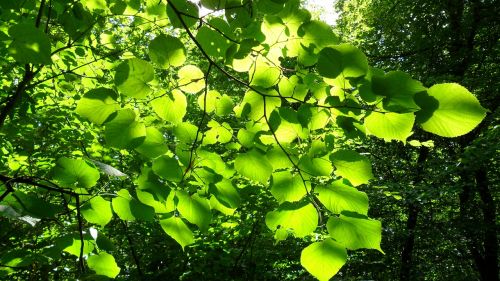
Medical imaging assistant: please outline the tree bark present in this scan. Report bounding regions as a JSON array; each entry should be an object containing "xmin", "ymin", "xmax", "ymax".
[
  {"xmin": 475, "ymin": 169, "xmax": 499, "ymax": 281},
  {"xmin": 399, "ymin": 147, "xmax": 429, "ymax": 281}
]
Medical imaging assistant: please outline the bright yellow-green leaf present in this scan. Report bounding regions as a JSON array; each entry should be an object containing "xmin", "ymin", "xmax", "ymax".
[
  {"xmin": 235, "ymin": 149, "xmax": 273, "ymax": 184},
  {"xmin": 265, "ymin": 201, "xmax": 318, "ymax": 238},
  {"xmin": 104, "ymin": 109, "xmax": 147, "ymax": 149},
  {"xmin": 149, "ymin": 34, "xmax": 186, "ymax": 68},
  {"xmin": 316, "ymin": 179, "xmax": 368, "ymax": 215},
  {"xmin": 331, "ymin": 150, "xmax": 373, "ymax": 186},
  {"xmin": 81, "ymin": 196, "xmax": 113, "ymax": 226},
  {"xmin": 52, "ymin": 157, "xmax": 100, "ymax": 189},
  {"xmin": 135, "ymin": 127, "xmax": 169, "ymax": 159},
  {"xmin": 364, "ymin": 112, "xmax": 415, "ymax": 142},
  {"xmin": 114, "ymin": 58, "xmax": 155, "ymax": 98},
  {"xmin": 300, "ymin": 239, "xmax": 347, "ymax": 281},
  {"xmin": 160, "ymin": 216, "xmax": 195, "ymax": 250},
  {"xmin": 152, "ymin": 155, "xmax": 184, "ymax": 182},
  {"xmin": 415, "ymin": 83, "xmax": 487, "ymax": 137},
  {"xmin": 151, "ymin": 90, "xmax": 187, "ymax": 124},
  {"xmin": 75, "ymin": 88, "xmax": 120, "ymax": 125},
  {"xmin": 112, "ymin": 189, "xmax": 155, "ymax": 221},
  {"xmin": 87, "ymin": 252, "xmax": 120, "ymax": 278},
  {"xmin": 178, "ymin": 65, "xmax": 205, "ymax": 94},
  {"xmin": 270, "ymin": 171, "xmax": 307, "ymax": 204},
  {"xmin": 327, "ymin": 213, "xmax": 384, "ymax": 253}
]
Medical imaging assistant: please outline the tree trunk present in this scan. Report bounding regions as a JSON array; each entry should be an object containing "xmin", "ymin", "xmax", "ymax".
[
  {"xmin": 399, "ymin": 147, "xmax": 429, "ymax": 281},
  {"xmin": 475, "ymin": 169, "xmax": 499, "ymax": 281}
]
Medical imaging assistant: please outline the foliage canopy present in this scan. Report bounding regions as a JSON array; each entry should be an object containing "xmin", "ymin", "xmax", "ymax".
[{"xmin": 0, "ymin": 0, "xmax": 486, "ymax": 279}]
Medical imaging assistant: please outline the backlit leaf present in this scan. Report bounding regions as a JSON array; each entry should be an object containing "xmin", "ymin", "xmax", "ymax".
[
  {"xmin": 75, "ymin": 88, "xmax": 120, "ymax": 125},
  {"xmin": 327, "ymin": 213, "xmax": 384, "ymax": 253},
  {"xmin": 52, "ymin": 157, "xmax": 100, "ymax": 189},
  {"xmin": 235, "ymin": 149, "xmax": 273, "ymax": 184},
  {"xmin": 115, "ymin": 58, "xmax": 155, "ymax": 98},
  {"xmin": 265, "ymin": 201, "xmax": 318, "ymax": 238},
  {"xmin": 300, "ymin": 239, "xmax": 347, "ymax": 281},
  {"xmin": 316, "ymin": 179, "xmax": 368, "ymax": 215},
  {"xmin": 415, "ymin": 83, "xmax": 487, "ymax": 137},
  {"xmin": 87, "ymin": 252, "xmax": 120, "ymax": 278},
  {"xmin": 149, "ymin": 34, "xmax": 186, "ymax": 68},
  {"xmin": 160, "ymin": 216, "xmax": 195, "ymax": 250},
  {"xmin": 331, "ymin": 150, "xmax": 373, "ymax": 186},
  {"xmin": 112, "ymin": 189, "xmax": 155, "ymax": 221}
]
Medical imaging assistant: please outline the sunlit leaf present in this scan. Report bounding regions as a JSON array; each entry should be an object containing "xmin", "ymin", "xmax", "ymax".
[
  {"xmin": 149, "ymin": 34, "xmax": 186, "ymax": 68},
  {"xmin": 300, "ymin": 239, "xmax": 347, "ymax": 281},
  {"xmin": 52, "ymin": 157, "xmax": 100, "ymax": 189},
  {"xmin": 316, "ymin": 179, "xmax": 368, "ymax": 215},
  {"xmin": 104, "ymin": 109, "xmax": 147, "ymax": 149},
  {"xmin": 160, "ymin": 216, "xmax": 195, "ymax": 249},
  {"xmin": 81, "ymin": 196, "xmax": 113, "ymax": 226},
  {"xmin": 235, "ymin": 149, "xmax": 273, "ymax": 184},
  {"xmin": 265, "ymin": 201, "xmax": 318, "ymax": 238},
  {"xmin": 75, "ymin": 88, "xmax": 120, "ymax": 125},
  {"xmin": 112, "ymin": 189, "xmax": 155, "ymax": 221},
  {"xmin": 114, "ymin": 58, "xmax": 155, "ymax": 98},
  {"xmin": 327, "ymin": 212, "xmax": 384, "ymax": 253},
  {"xmin": 87, "ymin": 252, "xmax": 120, "ymax": 278},
  {"xmin": 415, "ymin": 83, "xmax": 487, "ymax": 137},
  {"xmin": 330, "ymin": 150, "xmax": 373, "ymax": 186}
]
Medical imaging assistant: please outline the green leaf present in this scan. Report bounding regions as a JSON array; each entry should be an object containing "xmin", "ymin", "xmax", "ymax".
[
  {"xmin": 265, "ymin": 201, "xmax": 318, "ymax": 238},
  {"xmin": 75, "ymin": 88, "xmax": 120, "ymax": 125},
  {"xmin": 5, "ymin": 191, "xmax": 62, "ymax": 219},
  {"xmin": 152, "ymin": 155, "xmax": 184, "ymax": 182},
  {"xmin": 268, "ymin": 108, "xmax": 304, "ymax": 144},
  {"xmin": 249, "ymin": 58, "xmax": 281, "ymax": 88},
  {"xmin": 166, "ymin": 0, "xmax": 199, "ymax": 29},
  {"xmin": 8, "ymin": 23, "xmax": 52, "ymax": 65},
  {"xmin": 57, "ymin": 234, "xmax": 94, "ymax": 257},
  {"xmin": 177, "ymin": 191, "xmax": 212, "ymax": 232},
  {"xmin": 239, "ymin": 90, "xmax": 281, "ymax": 121},
  {"xmin": 173, "ymin": 122, "xmax": 199, "ymax": 143},
  {"xmin": 87, "ymin": 252, "xmax": 120, "ymax": 278},
  {"xmin": 317, "ymin": 44, "xmax": 368, "ymax": 79},
  {"xmin": 330, "ymin": 150, "xmax": 373, "ymax": 186},
  {"xmin": 160, "ymin": 216, "xmax": 195, "ymax": 250},
  {"xmin": 204, "ymin": 120, "xmax": 233, "ymax": 144},
  {"xmin": 198, "ymin": 90, "xmax": 221, "ymax": 112},
  {"xmin": 234, "ymin": 149, "xmax": 273, "ymax": 184},
  {"xmin": 178, "ymin": 65, "xmax": 205, "ymax": 94},
  {"xmin": 151, "ymin": 90, "xmax": 187, "ymax": 124},
  {"xmin": 135, "ymin": 127, "xmax": 169, "ymax": 159},
  {"xmin": 81, "ymin": 196, "xmax": 113, "ymax": 226},
  {"xmin": 270, "ymin": 171, "xmax": 307, "ymax": 204},
  {"xmin": 372, "ymin": 71, "xmax": 426, "ymax": 112},
  {"xmin": 298, "ymin": 155, "xmax": 333, "ymax": 177},
  {"xmin": 136, "ymin": 167, "xmax": 171, "ymax": 213},
  {"xmin": 290, "ymin": 20, "xmax": 339, "ymax": 65},
  {"xmin": 364, "ymin": 112, "xmax": 415, "ymax": 142},
  {"xmin": 52, "ymin": 157, "xmax": 100, "ymax": 189},
  {"xmin": 316, "ymin": 179, "xmax": 368, "ymax": 215},
  {"xmin": 111, "ymin": 189, "xmax": 155, "ymax": 221},
  {"xmin": 114, "ymin": 58, "xmax": 155, "ymax": 98},
  {"xmin": 210, "ymin": 179, "xmax": 240, "ymax": 209},
  {"xmin": 327, "ymin": 213, "xmax": 384, "ymax": 253},
  {"xmin": 415, "ymin": 83, "xmax": 487, "ymax": 137},
  {"xmin": 300, "ymin": 239, "xmax": 347, "ymax": 281},
  {"xmin": 148, "ymin": 34, "xmax": 186, "ymax": 68},
  {"xmin": 196, "ymin": 26, "xmax": 231, "ymax": 59},
  {"xmin": 104, "ymin": 109, "xmax": 146, "ymax": 149}
]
